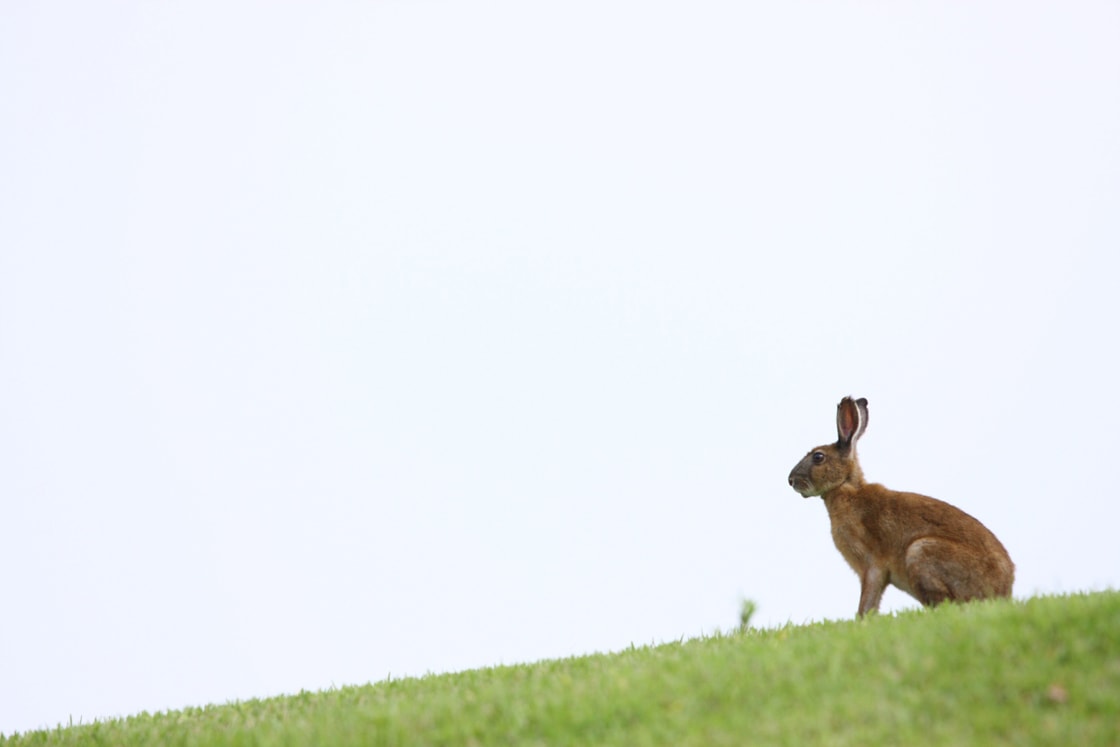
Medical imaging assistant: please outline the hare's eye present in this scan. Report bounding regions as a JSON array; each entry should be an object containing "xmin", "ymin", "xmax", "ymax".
[{"xmin": 811, "ymin": 451, "xmax": 826, "ymax": 464}]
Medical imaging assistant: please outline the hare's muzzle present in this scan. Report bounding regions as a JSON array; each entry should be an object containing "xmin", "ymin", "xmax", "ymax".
[{"xmin": 788, "ymin": 469, "xmax": 814, "ymax": 498}]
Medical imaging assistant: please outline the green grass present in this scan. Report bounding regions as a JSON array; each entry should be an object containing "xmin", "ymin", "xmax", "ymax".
[{"xmin": 5, "ymin": 592, "xmax": 1119, "ymax": 746}]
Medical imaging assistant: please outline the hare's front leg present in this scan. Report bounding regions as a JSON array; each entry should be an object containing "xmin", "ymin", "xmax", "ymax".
[{"xmin": 857, "ymin": 565, "xmax": 889, "ymax": 617}]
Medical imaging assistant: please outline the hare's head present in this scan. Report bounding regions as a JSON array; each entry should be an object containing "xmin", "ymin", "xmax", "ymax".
[{"xmin": 788, "ymin": 396, "xmax": 868, "ymax": 498}]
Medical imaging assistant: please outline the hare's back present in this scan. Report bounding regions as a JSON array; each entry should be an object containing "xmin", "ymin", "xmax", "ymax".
[{"xmin": 874, "ymin": 485, "xmax": 1011, "ymax": 562}]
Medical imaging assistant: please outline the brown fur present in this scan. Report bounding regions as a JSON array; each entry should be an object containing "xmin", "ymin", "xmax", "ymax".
[{"xmin": 788, "ymin": 397, "xmax": 1014, "ymax": 617}]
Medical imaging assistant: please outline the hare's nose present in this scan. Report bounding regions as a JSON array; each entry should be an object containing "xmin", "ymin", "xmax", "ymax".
[{"xmin": 788, "ymin": 476, "xmax": 795, "ymax": 486}]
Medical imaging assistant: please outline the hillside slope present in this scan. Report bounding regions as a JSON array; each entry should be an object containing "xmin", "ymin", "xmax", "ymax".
[{"xmin": 5, "ymin": 592, "xmax": 1118, "ymax": 746}]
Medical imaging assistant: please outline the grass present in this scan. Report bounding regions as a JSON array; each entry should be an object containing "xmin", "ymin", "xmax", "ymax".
[{"xmin": 4, "ymin": 592, "xmax": 1118, "ymax": 746}]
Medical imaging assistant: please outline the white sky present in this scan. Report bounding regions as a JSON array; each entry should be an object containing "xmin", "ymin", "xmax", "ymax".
[{"xmin": 2, "ymin": 0, "xmax": 1119, "ymax": 736}]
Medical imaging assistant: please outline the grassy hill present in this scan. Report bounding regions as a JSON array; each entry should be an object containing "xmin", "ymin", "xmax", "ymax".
[{"xmin": 5, "ymin": 592, "xmax": 1118, "ymax": 746}]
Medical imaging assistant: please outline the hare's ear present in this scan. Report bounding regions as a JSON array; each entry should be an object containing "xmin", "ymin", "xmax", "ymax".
[
  {"xmin": 836, "ymin": 396, "xmax": 867, "ymax": 450},
  {"xmin": 854, "ymin": 397, "xmax": 869, "ymax": 441}
]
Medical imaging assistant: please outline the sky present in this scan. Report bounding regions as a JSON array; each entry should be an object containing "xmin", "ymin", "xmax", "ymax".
[{"xmin": 2, "ymin": 0, "xmax": 1119, "ymax": 736}]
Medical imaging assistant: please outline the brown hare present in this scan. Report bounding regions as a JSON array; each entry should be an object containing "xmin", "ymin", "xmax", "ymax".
[{"xmin": 788, "ymin": 396, "xmax": 1014, "ymax": 618}]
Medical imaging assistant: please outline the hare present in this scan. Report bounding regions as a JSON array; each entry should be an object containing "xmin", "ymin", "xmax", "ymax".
[{"xmin": 788, "ymin": 396, "xmax": 1014, "ymax": 618}]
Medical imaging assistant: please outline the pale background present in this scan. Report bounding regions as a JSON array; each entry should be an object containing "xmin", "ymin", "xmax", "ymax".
[{"xmin": 2, "ymin": 0, "xmax": 1118, "ymax": 736}]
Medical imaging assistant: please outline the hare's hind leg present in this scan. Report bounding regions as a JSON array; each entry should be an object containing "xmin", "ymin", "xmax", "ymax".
[{"xmin": 903, "ymin": 538, "xmax": 971, "ymax": 607}]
